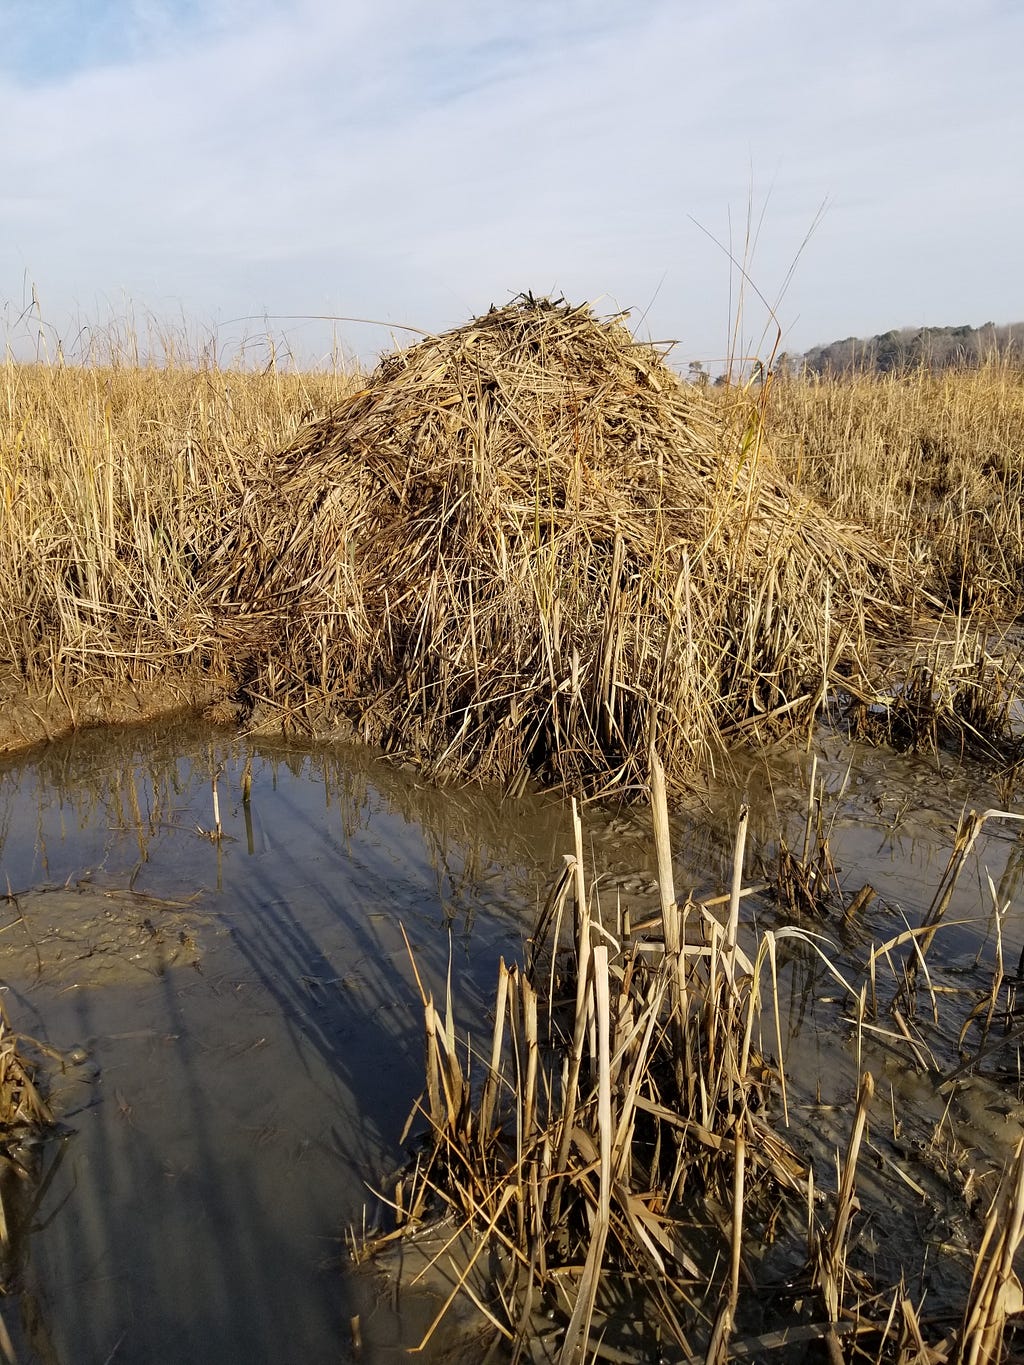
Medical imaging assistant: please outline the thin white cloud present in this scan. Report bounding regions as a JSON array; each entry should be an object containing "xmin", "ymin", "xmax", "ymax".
[{"xmin": 2, "ymin": 0, "xmax": 1022, "ymax": 367}]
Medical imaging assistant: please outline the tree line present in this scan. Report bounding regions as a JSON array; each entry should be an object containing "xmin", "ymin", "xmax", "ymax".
[{"xmin": 777, "ymin": 321, "xmax": 1024, "ymax": 376}]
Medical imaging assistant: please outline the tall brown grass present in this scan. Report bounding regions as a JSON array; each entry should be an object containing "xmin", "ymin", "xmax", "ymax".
[
  {"xmin": 0, "ymin": 345, "xmax": 357, "ymax": 724},
  {"xmin": 757, "ymin": 360, "xmax": 1024, "ymax": 617},
  {"xmin": 2, "ymin": 309, "xmax": 1022, "ymax": 783}
]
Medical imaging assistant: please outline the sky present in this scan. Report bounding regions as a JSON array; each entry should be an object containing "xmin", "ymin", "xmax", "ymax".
[{"xmin": 1, "ymin": 0, "xmax": 1022, "ymax": 372}]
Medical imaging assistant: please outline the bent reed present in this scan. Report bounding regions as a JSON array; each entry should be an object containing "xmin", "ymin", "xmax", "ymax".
[
  {"xmin": 2, "ymin": 297, "xmax": 1024, "ymax": 790},
  {"xmin": 364, "ymin": 764, "xmax": 1024, "ymax": 1363}
]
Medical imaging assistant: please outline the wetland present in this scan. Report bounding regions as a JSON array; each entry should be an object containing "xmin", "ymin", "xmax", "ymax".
[
  {"xmin": 1, "ymin": 716, "xmax": 1023, "ymax": 1361},
  {"xmin": 3, "ymin": 295, "xmax": 1024, "ymax": 1359}
]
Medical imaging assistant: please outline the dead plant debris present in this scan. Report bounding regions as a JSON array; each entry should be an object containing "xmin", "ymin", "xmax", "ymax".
[{"xmin": 207, "ymin": 295, "xmax": 903, "ymax": 796}]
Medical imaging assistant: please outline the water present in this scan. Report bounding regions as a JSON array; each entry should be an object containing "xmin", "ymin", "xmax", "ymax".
[
  {"xmin": 0, "ymin": 720, "xmax": 574, "ymax": 1364},
  {"xmin": 2, "ymin": 719, "xmax": 1023, "ymax": 1362}
]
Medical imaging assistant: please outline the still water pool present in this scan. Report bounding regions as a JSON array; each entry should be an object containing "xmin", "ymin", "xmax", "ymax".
[{"xmin": 1, "ymin": 718, "xmax": 1022, "ymax": 1362}]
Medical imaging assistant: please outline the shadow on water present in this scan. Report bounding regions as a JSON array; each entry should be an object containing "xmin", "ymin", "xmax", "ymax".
[
  {"xmin": 0, "ymin": 719, "xmax": 575, "ymax": 1364},
  {"xmin": 2, "ymin": 720, "xmax": 1024, "ymax": 1360}
]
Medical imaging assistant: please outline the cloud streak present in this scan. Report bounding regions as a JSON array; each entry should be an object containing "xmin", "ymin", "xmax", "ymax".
[{"xmin": 2, "ymin": 0, "xmax": 1021, "ymax": 367}]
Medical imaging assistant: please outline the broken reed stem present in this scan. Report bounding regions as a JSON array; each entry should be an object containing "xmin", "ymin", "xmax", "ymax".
[
  {"xmin": 725, "ymin": 804, "xmax": 749, "ymax": 967},
  {"xmin": 920, "ymin": 809, "xmax": 1024, "ymax": 958},
  {"xmin": 522, "ymin": 976, "xmax": 539, "ymax": 1147},
  {"xmin": 554, "ymin": 801, "xmax": 591, "ymax": 1160},
  {"xmin": 478, "ymin": 960, "xmax": 510, "ymax": 1144},
  {"xmin": 705, "ymin": 1119, "xmax": 748, "ymax": 1365},
  {"xmin": 650, "ymin": 744, "xmax": 680, "ymax": 959},
  {"xmin": 558, "ymin": 945, "xmax": 613, "ymax": 1365},
  {"xmin": 818, "ymin": 1070, "xmax": 875, "ymax": 1325},
  {"xmin": 424, "ymin": 1000, "xmax": 442, "ymax": 1131},
  {"xmin": 211, "ymin": 763, "xmax": 223, "ymax": 839},
  {"xmin": 958, "ymin": 1136, "xmax": 1024, "ymax": 1365}
]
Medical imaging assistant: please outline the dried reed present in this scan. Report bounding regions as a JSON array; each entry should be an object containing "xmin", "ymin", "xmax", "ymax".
[
  {"xmin": 0, "ymin": 997, "xmax": 54, "ymax": 1256},
  {"xmin": 362, "ymin": 752, "xmax": 1024, "ymax": 1362},
  {"xmin": 207, "ymin": 296, "xmax": 902, "ymax": 795},
  {"xmin": 762, "ymin": 361, "xmax": 1024, "ymax": 621},
  {"xmin": 958, "ymin": 1138, "xmax": 1024, "ymax": 1365},
  {"xmin": 0, "ymin": 338, "xmax": 356, "ymax": 745},
  {"xmin": 365, "ymin": 758, "xmax": 888, "ymax": 1361}
]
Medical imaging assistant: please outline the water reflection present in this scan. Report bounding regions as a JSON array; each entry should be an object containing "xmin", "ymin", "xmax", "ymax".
[
  {"xmin": 0, "ymin": 721, "xmax": 575, "ymax": 1364},
  {"xmin": 0, "ymin": 721, "xmax": 1022, "ymax": 1360}
]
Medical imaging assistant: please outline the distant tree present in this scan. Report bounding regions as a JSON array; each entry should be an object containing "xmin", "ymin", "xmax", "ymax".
[{"xmin": 796, "ymin": 320, "xmax": 1024, "ymax": 376}]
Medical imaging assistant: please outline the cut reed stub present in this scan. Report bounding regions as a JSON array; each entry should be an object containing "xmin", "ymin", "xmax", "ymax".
[{"xmin": 369, "ymin": 797, "xmax": 877, "ymax": 1362}]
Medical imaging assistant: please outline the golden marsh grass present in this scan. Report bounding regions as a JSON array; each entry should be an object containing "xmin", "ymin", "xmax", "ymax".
[{"xmin": 1, "ymin": 304, "xmax": 1023, "ymax": 790}]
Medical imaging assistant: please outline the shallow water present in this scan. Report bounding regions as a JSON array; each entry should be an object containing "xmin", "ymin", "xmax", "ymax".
[
  {"xmin": 1, "ymin": 719, "xmax": 1023, "ymax": 1362},
  {"xmin": 0, "ymin": 720, "xmax": 577, "ymax": 1364}
]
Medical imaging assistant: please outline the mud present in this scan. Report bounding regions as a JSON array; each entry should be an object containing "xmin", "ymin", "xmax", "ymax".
[
  {"xmin": 0, "ymin": 885, "xmax": 209, "ymax": 989},
  {"xmin": 0, "ymin": 665, "xmax": 231, "ymax": 757}
]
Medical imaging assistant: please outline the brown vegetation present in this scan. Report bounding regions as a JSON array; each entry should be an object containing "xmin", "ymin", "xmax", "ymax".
[
  {"xmin": 760, "ymin": 362, "xmax": 1024, "ymax": 620},
  {"xmin": 206, "ymin": 296, "xmax": 901, "ymax": 795},
  {"xmin": 363, "ymin": 763, "xmax": 1024, "ymax": 1363},
  {"xmin": 0, "ymin": 345, "xmax": 356, "ymax": 749},
  {"xmin": 0, "ymin": 994, "xmax": 55, "ymax": 1361},
  {"xmin": 2, "ymin": 300, "xmax": 1024, "ymax": 791}
]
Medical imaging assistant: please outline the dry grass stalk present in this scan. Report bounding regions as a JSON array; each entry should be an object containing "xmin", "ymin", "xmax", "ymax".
[
  {"xmin": 957, "ymin": 1137, "xmax": 1024, "ymax": 1365},
  {"xmin": 0, "ymin": 340, "xmax": 357, "ymax": 743},
  {"xmin": 814, "ymin": 1071, "xmax": 875, "ymax": 1333},
  {"xmin": 0, "ymin": 995, "xmax": 55, "ymax": 1327},
  {"xmin": 761, "ymin": 361, "xmax": 1024, "ymax": 620},
  {"xmin": 849, "ymin": 625, "xmax": 1024, "ymax": 770},
  {"xmin": 890, "ymin": 809, "xmax": 1024, "ymax": 1027},
  {"xmin": 363, "ymin": 759, "xmax": 1024, "ymax": 1361},
  {"xmin": 368, "ymin": 765, "xmax": 832, "ymax": 1361},
  {"xmin": 0, "ymin": 999, "xmax": 52, "ymax": 1160}
]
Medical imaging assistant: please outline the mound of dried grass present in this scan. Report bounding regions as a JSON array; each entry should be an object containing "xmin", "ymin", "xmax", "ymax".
[{"xmin": 207, "ymin": 295, "xmax": 903, "ymax": 794}]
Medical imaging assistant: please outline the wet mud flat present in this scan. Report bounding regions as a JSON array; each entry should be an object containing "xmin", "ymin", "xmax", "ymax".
[{"xmin": 0, "ymin": 720, "xmax": 1023, "ymax": 1360}]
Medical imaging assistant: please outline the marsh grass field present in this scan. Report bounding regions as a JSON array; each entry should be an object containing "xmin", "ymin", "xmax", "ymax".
[
  {"xmin": 3, "ymin": 301, "xmax": 1024, "ymax": 785},
  {"xmin": 3, "ymin": 300, "xmax": 1024, "ymax": 1362},
  {"xmin": 2, "ymin": 303, "xmax": 1024, "ymax": 791}
]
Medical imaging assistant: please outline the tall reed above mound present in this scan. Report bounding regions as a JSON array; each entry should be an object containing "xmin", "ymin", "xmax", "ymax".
[{"xmin": 207, "ymin": 296, "xmax": 904, "ymax": 795}]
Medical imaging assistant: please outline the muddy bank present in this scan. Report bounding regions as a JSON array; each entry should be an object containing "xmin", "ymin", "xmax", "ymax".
[{"xmin": 0, "ymin": 666, "xmax": 234, "ymax": 757}]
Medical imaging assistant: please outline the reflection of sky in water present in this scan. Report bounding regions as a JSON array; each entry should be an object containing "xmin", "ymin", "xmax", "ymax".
[
  {"xmin": 0, "ymin": 720, "xmax": 577, "ymax": 1364},
  {"xmin": 1, "ymin": 720, "xmax": 1022, "ymax": 1359}
]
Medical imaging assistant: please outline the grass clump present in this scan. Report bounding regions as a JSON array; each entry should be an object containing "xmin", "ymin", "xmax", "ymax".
[
  {"xmin": 364, "ymin": 759, "xmax": 1024, "ymax": 1364},
  {"xmin": 207, "ymin": 295, "xmax": 901, "ymax": 796},
  {"xmin": 365, "ymin": 764, "xmax": 813, "ymax": 1361},
  {"xmin": 0, "ymin": 343, "xmax": 356, "ymax": 745},
  {"xmin": 760, "ymin": 360, "xmax": 1024, "ymax": 619}
]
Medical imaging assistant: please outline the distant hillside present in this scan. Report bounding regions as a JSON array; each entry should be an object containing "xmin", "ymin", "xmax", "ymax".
[{"xmin": 790, "ymin": 322, "xmax": 1024, "ymax": 375}]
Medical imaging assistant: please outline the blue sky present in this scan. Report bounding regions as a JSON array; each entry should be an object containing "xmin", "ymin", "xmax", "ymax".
[{"xmin": 1, "ymin": 0, "xmax": 1021, "ymax": 369}]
